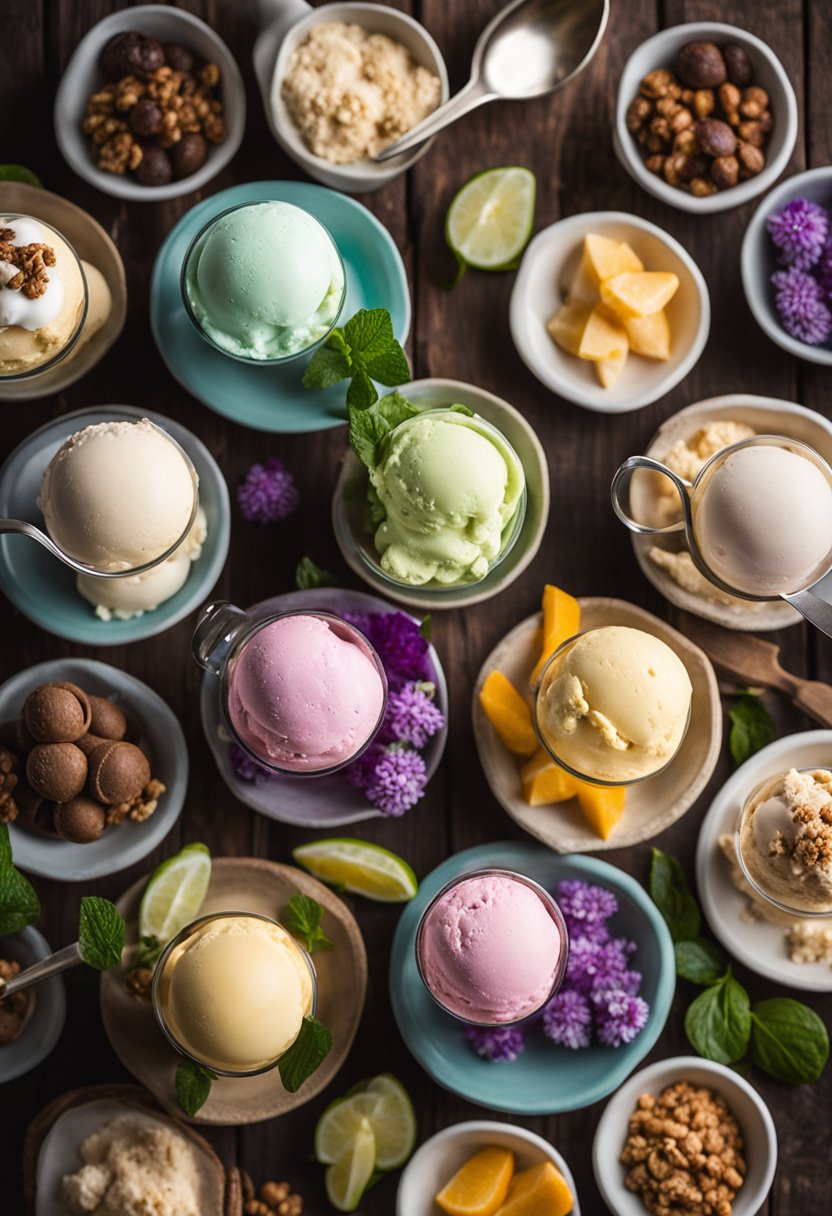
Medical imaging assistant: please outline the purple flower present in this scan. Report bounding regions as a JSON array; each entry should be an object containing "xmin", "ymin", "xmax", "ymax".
[
  {"xmin": 541, "ymin": 989, "xmax": 592, "ymax": 1050},
  {"xmin": 593, "ymin": 989, "xmax": 649, "ymax": 1047},
  {"xmin": 771, "ymin": 267, "xmax": 832, "ymax": 345},
  {"xmin": 382, "ymin": 682, "xmax": 445, "ymax": 748},
  {"xmin": 364, "ymin": 745, "xmax": 427, "ymax": 816},
  {"xmin": 566, "ymin": 935, "xmax": 636, "ymax": 996},
  {"xmin": 344, "ymin": 744, "xmax": 381, "ymax": 791},
  {"xmin": 556, "ymin": 879, "xmax": 618, "ymax": 940},
  {"xmin": 464, "ymin": 1025, "xmax": 525, "ymax": 1062},
  {"xmin": 229, "ymin": 745, "xmax": 276, "ymax": 783},
  {"xmin": 237, "ymin": 457, "xmax": 299, "ymax": 523},
  {"xmin": 818, "ymin": 242, "xmax": 832, "ymax": 299},
  {"xmin": 344, "ymin": 611, "xmax": 430, "ymax": 688},
  {"xmin": 767, "ymin": 197, "xmax": 830, "ymax": 269}
]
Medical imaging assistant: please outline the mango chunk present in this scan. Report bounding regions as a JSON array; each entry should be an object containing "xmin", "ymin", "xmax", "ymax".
[
  {"xmin": 578, "ymin": 305, "xmax": 628, "ymax": 362},
  {"xmin": 436, "ymin": 1147, "xmax": 515, "ymax": 1216},
  {"xmin": 479, "ymin": 671, "xmax": 538, "ymax": 756},
  {"xmin": 547, "ymin": 300, "xmax": 591, "ymax": 357},
  {"xmin": 494, "ymin": 1161, "xmax": 574, "ymax": 1216},
  {"xmin": 600, "ymin": 271, "xmax": 679, "ymax": 319},
  {"xmin": 584, "ymin": 232, "xmax": 644, "ymax": 281},
  {"xmin": 575, "ymin": 783, "xmax": 627, "ymax": 840},
  {"xmin": 565, "ymin": 250, "xmax": 599, "ymax": 306},
  {"xmin": 530, "ymin": 585, "xmax": 581, "ymax": 687},
  {"xmin": 521, "ymin": 750, "xmax": 580, "ymax": 806},
  {"xmin": 595, "ymin": 347, "xmax": 628, "ymax": 388},
  {"xmin": 625, "ymin": 310, "xmax": 671, "ymax": 360}
]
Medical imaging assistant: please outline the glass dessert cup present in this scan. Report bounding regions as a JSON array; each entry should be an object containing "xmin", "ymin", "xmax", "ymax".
[
  {"xmin": 0, "ymin": 214, "xmax": 89, "ymax": 382},
  {"xmin": 735, "ymin": 768, "xmax": 832, "ymax": 919},
  {"xmin": 151, "ymin": 911, "xmax": 318, "ymax": 1078},
  {"xmin": 180, "ymin": 201, "xmax": 346, "ymax": 366},
  {"xmin": 414, "ymin": 867, "xmax": 569, "ymax": 1028},
  {"xmin": 611, "ymin": 434, "xmax": 832, "ymax": 639},
  {"xmin": 192, "ymin": 602, "xmax": 388, "ymax": 778},
  {"xmin": 532, "ymin": 632, "xmax": 692, "ymax": 787}
]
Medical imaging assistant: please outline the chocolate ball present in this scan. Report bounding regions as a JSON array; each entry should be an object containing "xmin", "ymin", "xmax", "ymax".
[
  {"xmin": 54, "ymin": 796, "xmax": 106, "ymax": 844},
  {"xmin": 162, "ymin": 41, "xmax": 196, "ymax": 73},
  {"xmin": 171, "ymin": 133, "xmax": 207, "ymax": 180},
  {"xmin": 695, "ymin": 117, "xmax": 738, "ymax": 157},
  {"xmin": 23, "ymin": 682, "xmax": 91, "ymax": 744},
  {"xmin": 130, "ymin": 98, "xmax": 163, "ymax": 137},
  {"xmin": 75, "ymin": 732, "xmax": 110, "ymax": 759},
  {"xmin": 675, "ymin": 40, "xmax": 727, "ymax": 89},
  {"xmin": 26, "ymin": 743, "xmax": 88, "ymax": 802},
  {"xmin": 723, "ymin": 43, "xmax": 753, "ymax": 87},
  {"xmin": 87, "ymin": 741, "xmax": 150, "ymax": 805},
  {"xmin": 87, "ymin": 696, "xmax": 127, "ymax": 742},
  {"xmin": 100, "ymin": 30, "xmax": 165, "ymax": 80},
  {"xmin": 135, "ymin": 145, "xmax": 173, "ymax": 187}
]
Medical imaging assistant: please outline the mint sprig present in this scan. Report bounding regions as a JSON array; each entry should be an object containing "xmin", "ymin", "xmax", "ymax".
[
  {"xmin": 277, "ymin": 1015, "xmax": 332, "ymax": 1093},
  {"xmin": 176, "ymin": 1058, "xmax": 218, "ymax": 1116},
  {"xmin": 131, "ymin": 934, "xmax": 162, "ymax": 970},
  {"xmin": 348, "ymin": 391, "xmax": 420, "ymax": 472},
  {"xmin": 78, "ymin": 896, "xmax": 126, "ymax": 971},
  {"xmin": 281, "ymin": 893, "xmax": 334, "ymax": 954},
  {"xmin": 727, "ymin": 690, "xmax": 776, "ymax": 765},
  {"xmin": 649, "ymin": 847, "xmax": 700, "ymax": 943},
  {"xmin": 295, "ymin": 555, "xmax": 336, "ymax": 591},
  {"xmin": 0, "ymin": 823, "xmax": 40, "ymax": 936},
  {"xmin": 303, "ymin": 308, "xmax": 410, "ymax": 410}
]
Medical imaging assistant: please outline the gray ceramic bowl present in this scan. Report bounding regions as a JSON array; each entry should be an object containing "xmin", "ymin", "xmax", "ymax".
[{"xmin": 0, "ymin": 926, "xmax": 66, "ymax": 1083}]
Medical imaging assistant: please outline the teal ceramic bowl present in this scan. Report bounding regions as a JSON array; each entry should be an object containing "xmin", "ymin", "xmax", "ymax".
[
  {"xmin": 389, "ymin": 841, "xmax": 675, "ymax": 1115},
  {"xmin": 0, "ymin": 406, "xmax": 229, "ymax": 646},
  {"xmin": 150, "ymin": 180, "xmax": 410, "ymax": 433}
]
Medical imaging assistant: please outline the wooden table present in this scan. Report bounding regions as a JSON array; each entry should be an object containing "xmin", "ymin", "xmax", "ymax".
[{"xmin": 2, "ymin": 1, "xmax": 831, "ymax": 1212}]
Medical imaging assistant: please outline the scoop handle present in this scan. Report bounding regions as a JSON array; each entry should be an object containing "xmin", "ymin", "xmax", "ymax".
[
  {"xmin": 192, "ymin": 601, "xmax": 251, "ymax": 676},
  {"xmin": 610, "ymin": 456, "xmax": 690, "ymax": 535},
  {"xmin": 0, "ymin": 942, "xmax": 81, "ymax": 998},
  {"xmin": 375, "ymin": 79, "xmax": 492, "ymax": 162},
  {"xmin": 783, "ymin": 587, "xmax": 832, "ymax": 642}
]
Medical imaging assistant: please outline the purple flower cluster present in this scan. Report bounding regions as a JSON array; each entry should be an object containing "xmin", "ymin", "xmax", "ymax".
[
  {"xmin": 767, "ymin": 197, "xmax": 832, "ymax": 346},
  {"xmin": 464, "ymin": 1025, "xmax": 525, "ymax": 1063},
  {"xmin": 237, "ymin": 457, "xmax": 300, "ymax": 523}
]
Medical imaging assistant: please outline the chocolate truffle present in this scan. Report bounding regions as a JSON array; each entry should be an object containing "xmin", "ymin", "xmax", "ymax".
[
  {"xmin": 26, "ymin": 743, "xmax": 88, "ymax": 802},
  {"xmin": 75, "ymin": 733, "xmax": 110, "ymax": 759},
  {"xmin": 87, "ymin": 741, "xmax": 150, "ymax": 805},
  {"xmin": 87, "ymin": 696, "xmax": 127, "ymax": 742},
  {"xmin": 23, "ymin": 682, "xmax": 91, "ymax": 744},
  {"xmin": 136, "ymin": 145, "xmax": 172, "ymax": 187},
  {"xmin": 172, "ymin": 133, "xmax": 207, "ymax": 179},
  {"xmin": 101, "ymin": 30, "xmax": 165, "ymax": 80},
  {"xmin": 54, "ymin": 797, "xmax": 106, "ymax": 843}
]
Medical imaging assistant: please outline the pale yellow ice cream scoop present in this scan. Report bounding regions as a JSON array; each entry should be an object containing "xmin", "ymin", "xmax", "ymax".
[{"xmin": 535, "ymin": 625, "xmax": 692, "ymax": 783}]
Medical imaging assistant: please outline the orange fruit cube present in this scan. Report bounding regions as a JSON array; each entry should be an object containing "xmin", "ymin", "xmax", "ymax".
[
  {"xmin": 494, "ymin": 1161, "xmax": 574, "ymax": 1216},
  {"xmin": 530, "ymin": 585, "xmax": 581, "ymax": 687},
  {"xmin": 436, "ymin": 1146, "xmax": 516, "ymax": 1216},
  {"xmin": 600, "ymin": 271, "xmax": 679, "ymax": 319},
  {"xmin": 479, "ymin": 671, "xmax": 538, "ymax": 756},
  {"xmin": 575, "ymin": 783, "xmax": 627, "ymax": 839},
  {"xmin": 520, "ymin": 749, "xmax": 579, "ymax": 806}
]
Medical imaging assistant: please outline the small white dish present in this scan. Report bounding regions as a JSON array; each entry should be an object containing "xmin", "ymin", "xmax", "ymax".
[
  {"xmin": 593, "ymin": 1055, "xmax": 777, "ymax": 1216},
  {"xmin": 628, "ymin": 394, "xmax": 832, "ymax": 632},
  {"xmin": 0, "ymin": 927, "xmax": 65, "ymax": 1084},
  {"xmin": 3, "ymin": 659, "xmax": 188, "ymax": 882},
  {"xmin": 697, "ymin": 730, "xmax": 832, "ymax": 993},
  {"xmin": 397, "ymin": 1120, "xmax": 581, "ymax": 1216},
  {"xmin": 510, "ymin": 211, "xmax": 709, "ymax": 413},
  {"xmin": 253, "ymin": 0, "xmax": 449, "ymax": 194},
  {"xmin": 614, "ymin": 22, "xmax": 798, "ymax": 214},
  {"xmin": 742, "ymin": 167, "xmax": 832, "ymax": 365},
  {"xmin": 54, "ymin": 5, "xmax": 245, "ymax": 202}
]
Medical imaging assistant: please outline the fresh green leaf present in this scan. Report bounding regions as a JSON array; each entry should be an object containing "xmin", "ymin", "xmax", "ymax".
[
  {"xmin": 0, "ymin": 824, "xmax": 40, "ymax": 935},
  {"xmin": 375, "ymin": 390, "xmax": 420, "ymax": 428},
  {"xmin": 684, "ymin": 974, "xmax": 751, "ymax": 1064},
  {"xmin": 344, "ymin": 308, "xmax": 397, "ymax": 362},
  {"xmin": 302, "ymin": 345, "xmax": 351, "ymax": 390},
  {"xmin": 348, "ymin": 404, "xmax": 391, "ymax": 472},
  {"xmin": 281, "ymin": 892, "xmax": 334, "ymax": 954},
  {"xmin": 175, "ymin": 1058, "xmax": 217, "ymax": 1116},
  {"xmin": 449, "ymin": 403, "xmax": 475, "ymax": 417},
  {"xmin": 419, "ymin": 615, "xmax": 433, "ymax": 642},
  {"xmin": 302, "ymin": 308, "xmax": 410, "ymax": 416},
  {"xmin": 346, "ymin": 366, "xmax": 378, "ymax": 411},
  {"xmin": 649, "ymin": 848, "xmax": 701, "ymax": 943},
  {"xmin": 131, "ymin": 934, "xmax": 162, "ymax": 970},
  {"xmin": 295, "ymin": 555, "xmax": 336, "ymax": 591},
  {"xmin": 78, "ymin": 896, "xmax": 126, "ymax": 971},
  {"xmin": 675, "ymin": 938, "xmax": 729, "ymax": 986},
  {"xmin": 0, "ymin": 165, "xmax": 42, "ymax": 186},
  {"xmin": 277, "ymin": 1015, "xmax": 333, "ymax": 1093},
  {"xmin": 750, "ymin": 998, "xmax": 830, "ymax": 1084},
  {"xmin": 365, "ymin": 345, "xmax": 411, "ymax": 386},
  {"xmin": 728, "ymin": 691, "xmax": 776, "ymax": 766}
]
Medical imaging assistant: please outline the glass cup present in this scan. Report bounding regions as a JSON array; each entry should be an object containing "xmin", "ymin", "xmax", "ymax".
[
  {"xmin": 151, "ymin": 911, "xmax": 317, "ymax": 1077},
  {"xmin": 180, "ymin": 201, "xmax": 346, "ymax": 365},
  {"xmin": 0, "ymin": 214, "xmax": 89, "ymax": 382},
  {"xmin": 192, "ymin": 602, "xmax": 388, "ymax": 777},
  {"xmin": 415, "ymin": 867, "xmax": 569, "ymax": 1027}
]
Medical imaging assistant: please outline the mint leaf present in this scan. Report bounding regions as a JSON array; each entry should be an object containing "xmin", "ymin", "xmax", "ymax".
[
  {"xmin": 750, "ymin": 998, "xmax": 829, "ymax": 1083},
  {"xmin": 295, "ymin": 555, "xmax": 335, "ymax": 591},
  {"xmin": 302, "ymin": 345, "xmax": 351, "ymax": 390},
  {"xmin": 348, "ymin": 404, "xmax": 391, "ymax": 471},
  {"xmin": 675, "ymin": 938, "xmax": 729, "ymax": 986},
  {"xmin": 419, "ymin": 614, "xmax": 433, "ymax": 641},
  {"xmin": 281, "ymin": 892, "xmax": 334, "ymax": 954},
  {"xmin": 346, "ymin": 366, "xmax": 377, "ymax": 410},
  {"xmin": 449, "ymin": 403, "xmax": 475, "ymax": 417},
  {"xmin": 78, "ymin": 896, "xmax": 125, "ymax": 971},
  {"xmin": 0, "ymin": 823, "xmax": 41, "ymax": 935},
  {"xmin": 344, "ymin": 308, "xmax": 396, "ymax": 361},
  {"xmin": 131, "ymin": 934, "xmax": 162, "ymax": 970},
  {"xmin": 277, "ymin": 1015, "xmax": 332, "ymax": 1093},
  {"xmin": 376, "ymin": 390, "xmax": 420, "ymax": 428},
  {"xmin": 649, "ymin": 848, "xmax": 701, "ymax": 943},
  {"xmin": 175, "ymin": 1058, "xmax": 217, "ymax": 1116},
  {"xmin": 0, "ymin": 165, "xmax": 42, "ymax": 186},
  {"xmin": 728, "ymin": 691, "xmax": 776, "ymax": 765},
  {"xmin": 366, "ymin": 346, "xmax": 411, "ymax": 386},
  {"xmin": 684, "ymin": 974, "xmax": 751, "ymax": 1064}
]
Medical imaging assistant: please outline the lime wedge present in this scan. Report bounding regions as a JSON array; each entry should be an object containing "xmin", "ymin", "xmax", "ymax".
[
  {"xmin": 138, "ymin": 843, "xmax": 212, "ymax": 946},
  {"xmin": 363, "ymin": 1074, "xmax": 417, "ymax": 1169},
  {"xmin": 445, "ymin": 166, "xmax": 536, "ymax": 271},
  {"xmin": 325, "ymin": 1125, "xmax": 376, "ymax": 1212},
  {"xmin": 292, "ymin": 838, "xmax": 418, "ymax": 903},
  {"xmin": 315, "ymin": 1092, "xmax": 381, "ymax": 1165}
]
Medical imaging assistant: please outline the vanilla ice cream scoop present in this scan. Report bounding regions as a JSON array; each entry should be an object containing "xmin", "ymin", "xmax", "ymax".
[{"xmin": 535, "ymin": 625, "xmax": 692, "ymax": 783}]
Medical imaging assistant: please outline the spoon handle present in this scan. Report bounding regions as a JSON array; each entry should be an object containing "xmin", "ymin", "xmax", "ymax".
[
  {"xmin": 784, "ymin": 587, "xmax": 832, "ymax": 641},
  {"xmin": 0, "ymin": 942, "xmax": 82, "ymax": 998},
  {"xmin": 375, "ymin": 79, "xmax": 492, "ymax": 162}
]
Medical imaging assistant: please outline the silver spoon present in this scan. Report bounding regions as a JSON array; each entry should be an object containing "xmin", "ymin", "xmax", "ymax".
[
  {"xmin": 0, "ymin": 942, "xmax": 82, "ymax": 998},
  {"xmin": 0, "ymin": 513, "xmax": 199, "ymax": 580},
  {"xmin": 375, "ymin": 0, "xmax": 609, "ymax": 162}
]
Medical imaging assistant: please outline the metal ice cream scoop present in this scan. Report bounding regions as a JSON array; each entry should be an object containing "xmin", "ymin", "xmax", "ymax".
[{"xmin": 0, "ymin": 513, "xmax": 198, "ymax": 579}]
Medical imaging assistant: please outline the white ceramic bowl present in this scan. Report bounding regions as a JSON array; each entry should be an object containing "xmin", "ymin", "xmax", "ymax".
[
  {"xmin": 510, "ymin": 212, "xmax": 709, "ymax": 413},
  {"xmin": 593, "ymin": 1056, "xmax": 777, "ymax": 1216},
  {"xmin": 614, "ymin": 22, "xmax": 798, "ymax": 214},
  {"xmin": 742, "ymin": 167, "xmax": 832, "ymax": 365},
  {"xmin": 253, "ymin": 0, "xmax": 449, "ymax": 194},
  {"xmin": 0, "ymin": 926, "xmax": 66, "ymax": 1083},
  {"xmin": 54, "ymin": 5, "xmax": 245, "ymax": 201},
  {"xmin": 397, "ymin": 1121, "xmax": 581, "ymax": 1216}
]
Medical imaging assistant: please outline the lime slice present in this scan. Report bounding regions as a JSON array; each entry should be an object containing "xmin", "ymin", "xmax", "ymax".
[
  {"xmin": 138, "ymin": 843, "xmax": 212, "ymax": 946},
  {"xmin": 363, "ymin": 1074, "xmax": 417, "ymax": 1169},
  {"xmin": 445, "ymin": 166, "xmax": 536, "ymax": 271},
  {"xmin": 325, "ymin": 1125, "xmax": 376, "ymax": 1212},
  {"xmin": 292, "ymin": 838, "xmax": 418, "ymax": 903},
  {"xmin": 315, "ymin": 1092, "xmax": 381, "ymax": 1164}
]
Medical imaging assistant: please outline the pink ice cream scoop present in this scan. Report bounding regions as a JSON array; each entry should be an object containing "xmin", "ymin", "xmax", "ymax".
[
  {"xmin": 417, "ymin": 871, "xmax": 566, "ymax": 1024},
  {"xmin": 226, "ymin": 613, "xmax": 386, "ymax": 773}
]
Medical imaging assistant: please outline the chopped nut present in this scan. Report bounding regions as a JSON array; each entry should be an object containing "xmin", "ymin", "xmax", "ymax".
[
  {"xmin": 0, "ymin": 232, "xmax": 57, "ymax": 300},
  {"xmin": 124, "ymin": 967, "xmax": 153, "ymax": 1000},
  {"xmin": 107, "ymin": 777, "xmax": 166, "ymax": 826},
  {"xmin": 710, "ymin": 154, "xmax": 739, "ymax": 189},
  {"xmin": 740, "ymin": 85, "xmax": 769, "ymax": 117},
  {"xmin": 693, "ymin": 88, "xmax": 715, "ymax": 118},
  {"xmin": 641, "ymin": 68, "xmax": 676, "ymax": 99},
  {"xmin": 737, "ymin": 119, "xmax": 766, "ymax": 147},
  {"xmin": 260, "ymin": 1182, "xmax": 290, "ymax": 1206},
  {"xmin": 645, "ymin": 154, "xmax": 665, "ymax": 175}
]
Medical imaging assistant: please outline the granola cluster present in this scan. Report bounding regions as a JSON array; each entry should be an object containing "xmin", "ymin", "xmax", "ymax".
[
  {"xmin": 242, "ymin": 1173, "xmax": 304, "ymax": 1216},
  {"xmin": 0, "ymin": 227, "xmax": 56, "ymax": 300}
]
